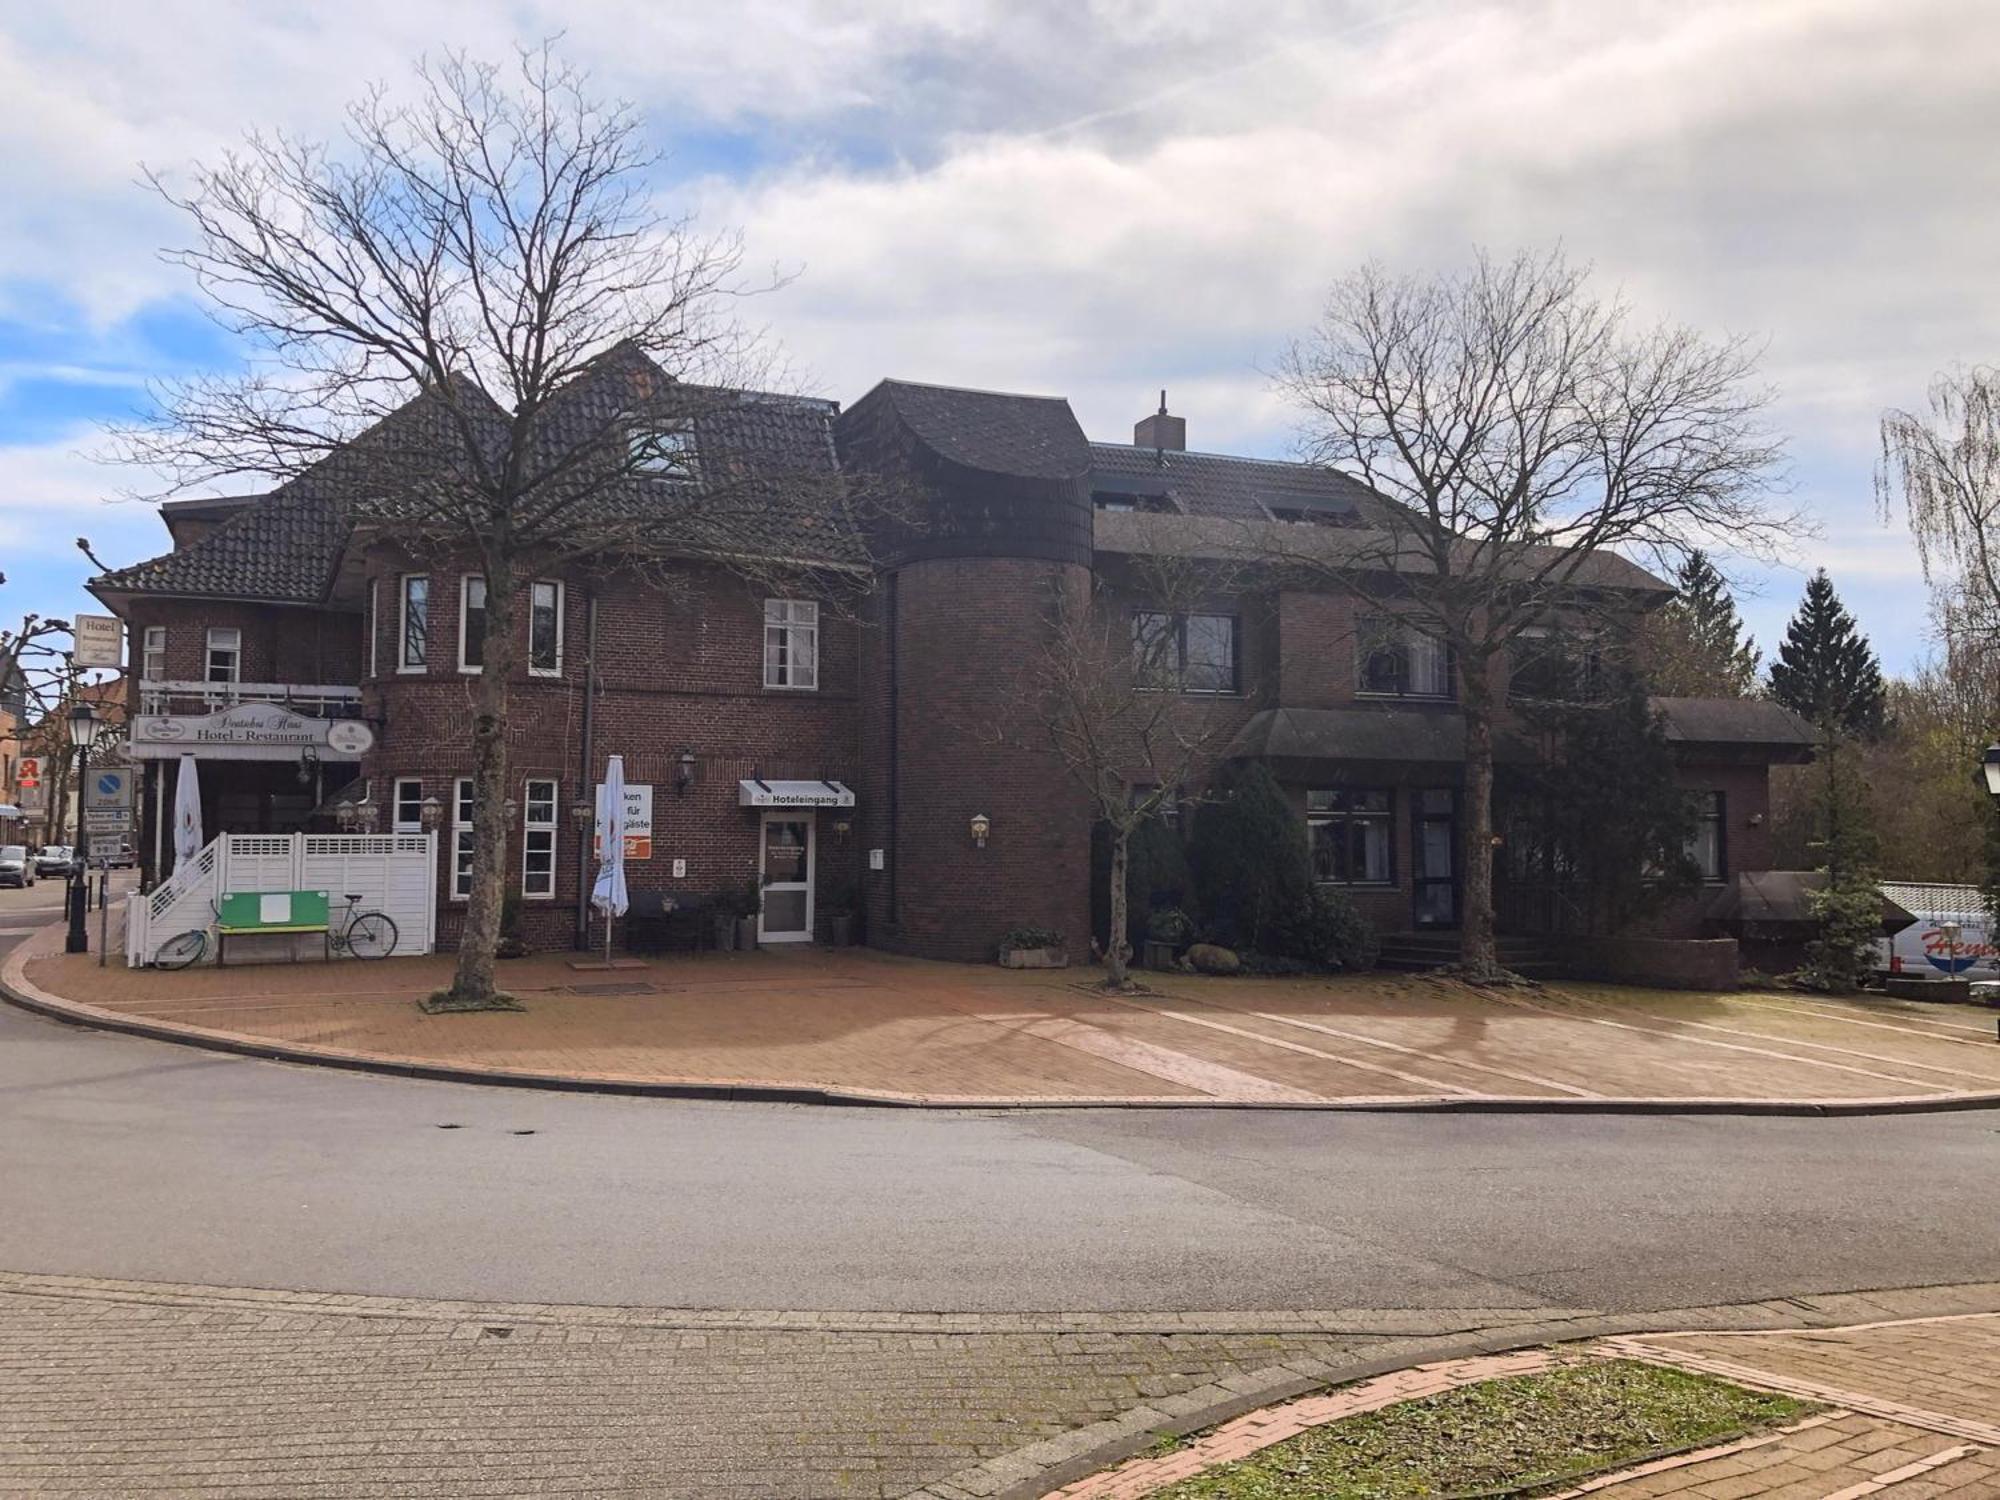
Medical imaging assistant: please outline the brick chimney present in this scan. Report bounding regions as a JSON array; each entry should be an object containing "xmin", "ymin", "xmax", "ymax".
[{"xmin": 1134, "ymin": 390, "xmax": 1185, "ymax": 453}]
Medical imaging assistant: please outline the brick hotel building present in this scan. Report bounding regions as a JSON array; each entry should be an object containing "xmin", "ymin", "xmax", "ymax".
[{"xmin": 89, "ymin": 345, "xmax": 1813, "ymax": 963}]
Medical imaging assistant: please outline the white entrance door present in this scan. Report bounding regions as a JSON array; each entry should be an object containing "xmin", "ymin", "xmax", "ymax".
[{"xmin": 758, "ymin": 813, "xmax": 814, "ymax": 943}]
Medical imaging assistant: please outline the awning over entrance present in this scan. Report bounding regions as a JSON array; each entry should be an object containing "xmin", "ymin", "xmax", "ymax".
[{"xmin": 737, "ymin": 779, "xmax": 855, "ymax": 808}]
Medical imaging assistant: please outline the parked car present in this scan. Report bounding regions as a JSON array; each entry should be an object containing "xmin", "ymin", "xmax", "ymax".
[
  {"xmin": 33, "ymin": 845, "xmax": 74, "ymax": 878},
  {"xmin": 102, "ymin": 841, "xmax": 137, "ymax": 870},
  {"xmin": 0, "ymin": 846, "xmax": 35, "ymax": 888}
]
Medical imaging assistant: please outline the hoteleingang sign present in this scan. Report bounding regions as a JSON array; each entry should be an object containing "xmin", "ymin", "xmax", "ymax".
[{"xmin": 130, "ymin": 701, "xmax": 376, "ymax": 762}]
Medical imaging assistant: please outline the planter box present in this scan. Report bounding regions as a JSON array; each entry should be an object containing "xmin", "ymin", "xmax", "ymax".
[
  {"xmin": 1884, "ymin": 974, "xmax": 1973, "ymax": 1004},
  {"xmin": 999, "ymin": 946, "xmax": 1067, "ymax": 970},
  {"xmin": 1141, "ymin": 939, "xmax": 1178, "ymax": 970}
]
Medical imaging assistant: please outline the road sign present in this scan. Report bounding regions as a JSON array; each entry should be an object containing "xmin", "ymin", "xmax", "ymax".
[
  {"xmin": 84, "ymin": 768, "xmax": 135, "ymax": 810},
  {"xmin": 16, "ymin": 757, "xmax": 38, "ymax": 790},
  {"xmin": 84, "ymin": 808, "xmax": 134, "ymax": 830},
  {"xmin": 73, "ymin": 614, "xmax": 124, "ymax": 669},
  {"xmin": 86, "ymin": 834, "xmax": 125, "ymax": 859}
]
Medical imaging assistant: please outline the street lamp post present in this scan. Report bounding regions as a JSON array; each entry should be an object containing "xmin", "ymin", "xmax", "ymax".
[{"xmin": 64, "ymin": 702, "xmax": 104, "ymax": 955}]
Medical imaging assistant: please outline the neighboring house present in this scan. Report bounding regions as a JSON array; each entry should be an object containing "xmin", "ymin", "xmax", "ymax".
[
  {"xmin": 14, "ymin": 678, "xmax": 128, "ymax": 848},
  {"xmin": 88, "ymin": 349, "xmax": 1813, "ymax": 961}
]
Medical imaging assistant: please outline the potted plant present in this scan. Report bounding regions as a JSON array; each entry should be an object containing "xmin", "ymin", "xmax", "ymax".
[
  {"xmin": 1142, "ymin": 907, "xmax": 1193, "ymax": 971},
  {"xmin": 735, "ymin": 875, "xmax": 762, "ymax": 951},
  {"xmin": 998, "ymin": 925, "xmax": 1067, "ymax": 969}
]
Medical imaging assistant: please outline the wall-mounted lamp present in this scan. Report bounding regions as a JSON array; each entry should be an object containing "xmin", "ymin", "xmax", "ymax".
[
  {"xmin": 419, "ymin": 794, "xmax": 445, "ymax": 832},
  {"xmin": 831, "ymin": 817, "xmax": 853, "ymax": 840},
  {"xmin": 296, "ymin": 744, "xmax": 320, "ymax": 787},
  {"xmin": 969, "ymin": 812, "xmax": 991, "ymax": 849},
  {"xmin": 501, "ymin": 797, "xmax": 519, "ymax": 824},
  {"xmin": 677, "ymin": 747, "xmax": 697, "ymax": 797},
  {"xmin": 569, "ymin": 798, "xmax": 593, "ymax": 831},
  {"xmin": 1747, "ymin": 812, "xmax": 1765, "ymax": 827}
]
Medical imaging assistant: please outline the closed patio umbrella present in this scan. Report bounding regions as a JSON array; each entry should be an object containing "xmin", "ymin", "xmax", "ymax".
[
  {"xmin": 590, "ymin": 754, "xmax": 629, "ymax": 963},
  {"xmin": 171, "ymin": 755, "xmax": 204, "ymax": 869}
]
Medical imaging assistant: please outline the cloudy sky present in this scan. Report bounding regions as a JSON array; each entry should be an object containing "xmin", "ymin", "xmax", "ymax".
[{"xmin": 2, "ymin": 0, "xmax": 1995, "ymax": 674}]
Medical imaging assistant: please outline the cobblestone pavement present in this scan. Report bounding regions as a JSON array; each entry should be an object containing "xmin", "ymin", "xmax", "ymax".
[
  {"xmin": 0, "ymin": 1273, "xmax": 1391, "ymax": 1498},
  {"xmin": 16, "ymin": 910, "xmax": 2000, "ymax": 1106}
]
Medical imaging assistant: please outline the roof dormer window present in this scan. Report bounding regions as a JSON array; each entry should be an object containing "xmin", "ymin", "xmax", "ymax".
[{"xmin": 629, "ymin": 420, "xmax": 698, "ymax": 479}]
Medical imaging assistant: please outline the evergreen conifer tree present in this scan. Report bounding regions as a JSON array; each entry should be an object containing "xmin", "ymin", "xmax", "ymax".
[
  {"xmin": 1768, "ymin": 570, "xmax": 1887, "ymax": 735},
  {"xmin": 1644, "ymin": 550, "xmax": 1761, "ymax": 697}
]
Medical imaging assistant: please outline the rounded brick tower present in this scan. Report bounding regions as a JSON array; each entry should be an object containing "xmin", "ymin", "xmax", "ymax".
[{"xmin": 838, "ymin": 380, "xmax": 1097, "ymax": 963}]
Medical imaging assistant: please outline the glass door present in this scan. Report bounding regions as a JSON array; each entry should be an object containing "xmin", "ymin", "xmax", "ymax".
[
  {"xmin": 1412, "ymin": 788, "xmax": 1457, "ymax": 929},
  {"xmin": 758, "ymin": 814, "xmax": 814, "ymax": 943}
]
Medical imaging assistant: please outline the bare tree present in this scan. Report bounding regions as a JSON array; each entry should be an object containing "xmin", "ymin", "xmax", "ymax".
[
  {"xmin": 114, "ymin": 47, "xmax": 857, "ymax": 1009},
  {"xmin": 1269, "ymin": 249, "xmax": 1790, "ymax": 975},
  {"xmin": 995, "ymin": 532, "xmax": 1251, "ymax": 988},
  {"xmin": 1878, "ymin": 365, "xmax": 2000, "ymax": 650}
]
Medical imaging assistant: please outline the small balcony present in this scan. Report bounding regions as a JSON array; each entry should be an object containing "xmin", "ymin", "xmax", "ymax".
[{"xmin": 137, "ymin": 679, "xmax": 365, "ymax": 720}]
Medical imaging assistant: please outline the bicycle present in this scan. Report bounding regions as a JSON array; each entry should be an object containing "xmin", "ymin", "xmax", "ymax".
[{"xmin": 154, "ymin": 894, "xmax": 400, "ymax": 970}]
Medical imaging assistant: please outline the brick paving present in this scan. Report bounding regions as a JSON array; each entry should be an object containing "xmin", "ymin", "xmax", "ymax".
[
  {"xmin": 12, "ymin": 912, "xmax": 2000, "ymax": 1106},
  {"xmin": 0, "ymin": 1275, "xmax": 1378, "ymax": 1499}
]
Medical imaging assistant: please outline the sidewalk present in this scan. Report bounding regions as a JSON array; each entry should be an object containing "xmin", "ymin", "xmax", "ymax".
[{"xmin": 9, "ymin": 910, "xmax": 2000, "ymax": 1109}]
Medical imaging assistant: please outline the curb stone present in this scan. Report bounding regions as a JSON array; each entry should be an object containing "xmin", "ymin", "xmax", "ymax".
[{"xmin": 8, "ymin": 917, "xmax": 2000, "ymax": 1116}]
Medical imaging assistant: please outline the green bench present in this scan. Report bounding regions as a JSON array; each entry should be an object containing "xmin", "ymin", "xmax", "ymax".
[{"xmin": 216, "ymin": 890, "xmax": 332, "ymax": 965}]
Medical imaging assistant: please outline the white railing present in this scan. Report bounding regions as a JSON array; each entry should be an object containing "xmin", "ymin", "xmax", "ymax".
[
  {"xmin": 125, "ymin": 831, "xmax": 437, "ymax": 966},
  {"xmin": 137, "ymin": 680, "xmax": 365, "ymax": 719}
]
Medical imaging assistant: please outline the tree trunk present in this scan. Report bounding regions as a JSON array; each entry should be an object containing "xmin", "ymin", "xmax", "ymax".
[
  {"xmin": 1105, "ymin": 820, "xmax": 1131, "ymax": 988},
  {"xmin": 1459, "ymin": 671, "xmax": 1499, "ymax": 973},
  {"xmin": 444, "ymin": 559, "xmax": 518, "ymax": 1008}
]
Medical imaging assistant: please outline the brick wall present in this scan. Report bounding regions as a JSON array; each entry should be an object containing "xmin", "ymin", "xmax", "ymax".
[
  {"xmin": 125, "ymin": 599, "xmax": 362, "ymax": 686},
  {"xmin": 358, "ymin": 551, "xmax": 859, "ymax": 952},
  {"xmin": 859, "ymin": 556, "xmax": 1094, "ymax": 964}
]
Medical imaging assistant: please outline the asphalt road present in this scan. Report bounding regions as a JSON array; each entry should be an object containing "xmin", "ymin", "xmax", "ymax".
[{"xmin": 4, "ymin": 885, "xmax": 1999, "ymax": 1316}]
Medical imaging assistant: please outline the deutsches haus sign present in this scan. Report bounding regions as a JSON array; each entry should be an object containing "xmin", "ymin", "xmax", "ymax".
[{"xmin": 130, "ymin": 701, "xmax": 376, "ymax": 762}]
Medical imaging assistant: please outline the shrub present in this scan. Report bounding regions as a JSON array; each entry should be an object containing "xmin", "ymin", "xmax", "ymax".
[
  {"xmin": 1001, "ymin": 926, "xmax": 1064, "ymax": 951},
  {"xmin": 1091, "ymin": 815, "xmax": 1195, "ymax": 956},
  {"xmin": 1273, "ymin": 885, "xmax": 1379, "ymax": 971},
  {"xmin": 1190, "ymin": 762, "xmax": 1311, "ymax": 952}
]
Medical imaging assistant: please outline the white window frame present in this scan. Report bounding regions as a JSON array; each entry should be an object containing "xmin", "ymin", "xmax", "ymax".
[
  {"xmin": 450, "ymin": 777, "xmax": 476, "ymax": 901},
  {"xmin": 366, "ymin": 580, "xmax": 378, "ymax": 679},
  {"xmin": 521, "ymin": 777, "xmax": 559, "ymax": 900},
  {"xmin": 458, "ymin": 575, "xmax": 487, "ymax": 675},
  {"xmin": 399, "ymin": 575, "xmax": 429, "ymax": 673},
  {"xmin": 528, "ymin": 580, "xmax": 564, "ymax": 677},
  {"xmin": 763, "ymin": 599, "xmax": 819, "ymax": 690},
  {"xmin": 205, "ymin": 627, "xmax": 242, "ymax": 686},
  {"xmin": 141, "ymin": 626, "xmax": 167, "ymax": 682},
  {"xmin": 392, "ymin": 777, "xmax": 424, "ymax": 835}
]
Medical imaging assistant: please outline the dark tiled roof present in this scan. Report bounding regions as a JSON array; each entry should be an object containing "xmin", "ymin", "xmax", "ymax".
[
  {"xmin": 93, "ymin": 346, "xmax": 861, "ymax": 603},
  {"xmin": 854, "ymin": 380, "xmax": 1091, "ymax": 480},
  {"xmin": 1701, "ymin": 871, "xmax": 1917, "ymax": 933},
  {"xmin": 1651, "ymin": 696, "xmax": 1817, "ymax": 749},
  {"xmin": 1089, "ymin": 442, "xmax": 1398, "ymax": 525}
]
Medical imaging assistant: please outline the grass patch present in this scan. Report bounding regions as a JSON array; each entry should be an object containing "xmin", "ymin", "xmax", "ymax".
[{"xmin": 1150, "ymin": 1359, "xmax": 1810, "ymax": 1499}]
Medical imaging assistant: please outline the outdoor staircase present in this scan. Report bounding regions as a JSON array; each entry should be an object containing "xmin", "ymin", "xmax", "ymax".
[{"xmin": 1374, "ymin": 930, "xmax": 1565, "ymax": 980}]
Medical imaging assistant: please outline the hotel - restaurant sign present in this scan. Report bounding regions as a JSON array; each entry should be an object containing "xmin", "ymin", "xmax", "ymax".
[{"xmin": 131, "ymin": 701, "xmax": 376, "ymax": 762}]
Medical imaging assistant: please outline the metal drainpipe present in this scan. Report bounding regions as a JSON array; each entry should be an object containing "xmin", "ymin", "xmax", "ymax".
[{"xmin": 573, "ymin": 590, "xmax": 599, "ymax": 950}]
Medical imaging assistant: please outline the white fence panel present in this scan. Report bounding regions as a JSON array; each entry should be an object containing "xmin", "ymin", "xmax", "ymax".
[
  {"xmin": 299, "ymin": 834, "xmax": 436, "ymax": 958},
  {"xmin": 128, "ymin": 832, "xmax": 437, "ymax": 966}
]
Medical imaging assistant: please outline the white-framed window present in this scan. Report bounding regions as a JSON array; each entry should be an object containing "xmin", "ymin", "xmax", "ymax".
[
  {"xmin": 763, "ymin": 599, "xmax": 819, "ymax": 690},
  {"xmin": 205, "ymin": 627, "xmax": 242, "ymax": 685},
  {"xmin": 1308, "ymin": 788, "xmax": 1396, "ymax": 885},
  {"xmin": 366, "ymin": 580, "xmax": 378, "ymax": 679},
  {"xmin": 393, "ymin": 777, "xmax": 424, "ymax": 834},
  {"xmin": 521, "ymin": 777, "xmax": 559, "ymax": 900},
  {"xmin": 458, "ymin": 576, "xmax": 487, "ymax": 673},
  {"xmin": 400, "ymin": 575, "xmax": 429, "ymax": 672},
  {"xmin": 529, "ymin": 580, "xmax": 563, "ymax": 676},
  {"xmin": 451, "ymin": 777, "xmax": 476, "ymax": 900},
  {"xmin": 630, "ymin": 420, "xmax": 698, "ymax": 478},
  {"xmin": 141, "ymin": 626, "xmax": 167, "ymax": 682},
  {"xmin": 1688, "ymin": 791, "xmax": 1727, "ymax": 883}
]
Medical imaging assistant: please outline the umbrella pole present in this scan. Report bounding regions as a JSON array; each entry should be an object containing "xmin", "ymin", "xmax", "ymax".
[{"xmin": 604, "ymin": 909, "xmax": 613, "ymax": 965}]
